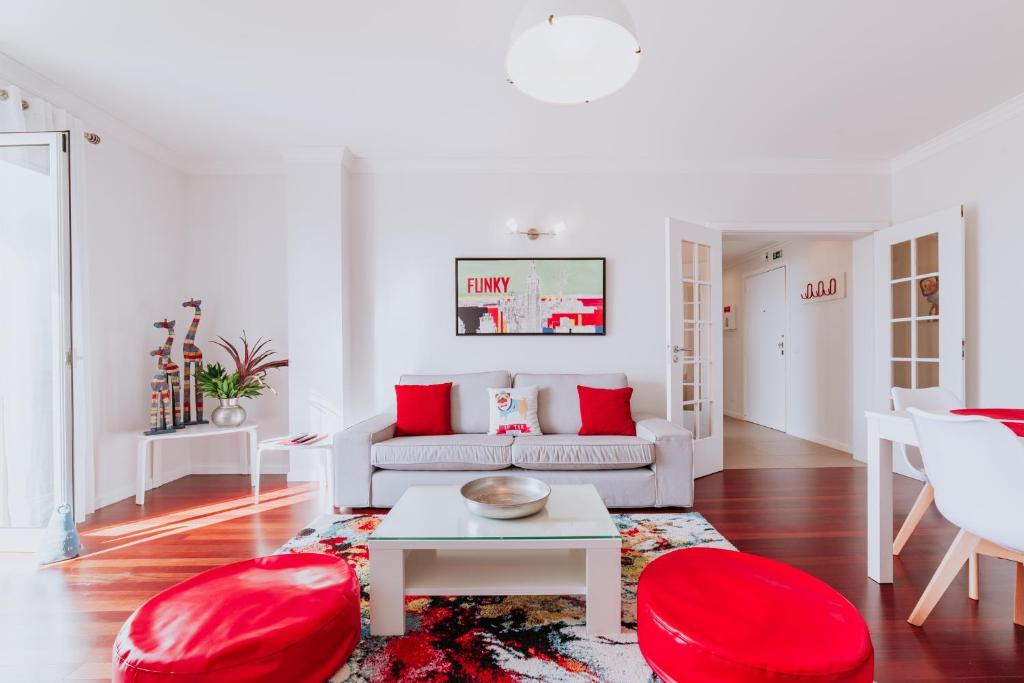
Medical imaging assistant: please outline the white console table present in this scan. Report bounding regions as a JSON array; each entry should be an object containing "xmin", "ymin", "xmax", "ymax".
[{"xmin": 135, "ymin": 423, "xmax": 259, "ymax": 505}]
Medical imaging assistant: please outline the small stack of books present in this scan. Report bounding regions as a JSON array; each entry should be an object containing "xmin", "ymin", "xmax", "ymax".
[{"xmin": 278, "ymin": 433, "xmax": 328, "ymax": 446}]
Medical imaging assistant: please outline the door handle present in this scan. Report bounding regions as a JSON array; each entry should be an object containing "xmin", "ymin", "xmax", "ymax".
[{"xmin": 670, "ymin": 344, "xmax": 691, "ymax": 364}]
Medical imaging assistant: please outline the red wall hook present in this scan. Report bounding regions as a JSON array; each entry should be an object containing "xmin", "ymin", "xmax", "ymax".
[{"xmin": 801, "ymin": 277, "xmax": 839, "ymax": 300}]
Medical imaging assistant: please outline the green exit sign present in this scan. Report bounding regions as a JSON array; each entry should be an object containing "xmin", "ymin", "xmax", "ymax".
[{"xmin": 772, "ymin": 249, "xmax": 784, "ymax": 260}]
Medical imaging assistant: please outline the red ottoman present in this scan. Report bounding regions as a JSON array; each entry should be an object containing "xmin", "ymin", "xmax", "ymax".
[
  {"xmin": 113, "ymin": 553, "xmax": 360, "ymax": 682},
  {"xmin": 637, "ymin": 548, "xmax": 873, "ymax": 683}
]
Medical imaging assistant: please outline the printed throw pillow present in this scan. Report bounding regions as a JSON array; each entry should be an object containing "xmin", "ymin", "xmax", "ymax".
[{"xmin": 487, "ymin": 386, "xmax": 543, "ymax": 436}]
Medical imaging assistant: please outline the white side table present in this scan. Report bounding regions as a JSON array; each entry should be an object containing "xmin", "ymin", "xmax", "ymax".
[
  {"xmin": 135, "ymin": 423, "xmax": 259, "ymax": 505},
  {"xmin": 253, "ymin": 435, "xmax": 336, "ymax": 512}
]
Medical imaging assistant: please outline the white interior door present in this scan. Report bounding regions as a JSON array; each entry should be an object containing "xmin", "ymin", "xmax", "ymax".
[
  {"xmin": 874, "ymin": 205, "xmax": 965, "ymax": 477},
  {"xmin": 0, "ymin": 132, "xmax": 73, "ymax": 551},
  {"xmin": 743, "ymin": 266, "xmax": 786, "ymax": 431},
  {"xmin": 666, "ymin": 218, "xmax": 723, "ymax": 478}
]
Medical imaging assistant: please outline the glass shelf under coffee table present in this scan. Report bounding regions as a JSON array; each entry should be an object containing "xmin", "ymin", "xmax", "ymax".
[{"xmin": 368, "ymin": 484, "xmax": 622, "ymax": 636}]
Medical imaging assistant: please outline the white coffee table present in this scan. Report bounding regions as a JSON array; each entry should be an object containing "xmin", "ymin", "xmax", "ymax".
[{"xmin": 368, "ymin": 484, "xmax": 622, "ymax": 637}]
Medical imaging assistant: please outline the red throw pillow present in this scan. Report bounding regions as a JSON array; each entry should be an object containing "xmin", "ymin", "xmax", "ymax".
[
  {"xmin": 578, "ymin": 385, "xmax": 636, "ymax": 436},
  {"xmin": 394, "ymin": 383, "xmax": 453, "ymax": 436}
]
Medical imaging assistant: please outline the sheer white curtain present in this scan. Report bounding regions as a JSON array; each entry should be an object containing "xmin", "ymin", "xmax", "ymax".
[{"xmin": 0, "ymin": 84, "xmax": 97, "ymax": 521}]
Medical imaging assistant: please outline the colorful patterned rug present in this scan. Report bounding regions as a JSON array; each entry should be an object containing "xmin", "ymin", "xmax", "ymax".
[{"xmin": 276, "ymin": 512, "xmax": 734, "ymax": 682}]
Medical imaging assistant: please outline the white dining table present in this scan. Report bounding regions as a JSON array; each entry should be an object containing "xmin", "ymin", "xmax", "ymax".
[
  {"xmin": 865, "ymin": 410, "xmax": 918, "ymax": 584},
  {"xmin": 866, "ymin": 408, "xmax": 1024, "ymax": 583}
]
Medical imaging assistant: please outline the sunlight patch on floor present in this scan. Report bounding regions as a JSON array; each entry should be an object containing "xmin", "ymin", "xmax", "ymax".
[
  {"xmin": 88, "ymin": 483, "xmax": 316, "ymax": 537},
  {"xmin": 73, "ymin": 487, "xmax": 318, "ymax": 559}
]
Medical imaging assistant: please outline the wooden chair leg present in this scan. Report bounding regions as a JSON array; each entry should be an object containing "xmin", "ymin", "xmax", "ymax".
[
  {"xmin": 1014, "ymin": 562, "xmax": 1024, "ymax": 627},
  {"xmin": 908, "ymin": 528, "xmax": 981, "ymax": 627},
  {"xmin": 969, "ymin": 552, "xmax": 980, "ymax": 601},
  {"xmin": 894, "ymin": 483, "xmax": 935, "ymax": 555}
]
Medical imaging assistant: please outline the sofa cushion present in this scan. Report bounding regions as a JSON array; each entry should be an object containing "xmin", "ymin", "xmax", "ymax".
[
  {"xmin": 394, "ymin": 382, "xmax": 452, "ymax": 436},
  {"xmin": 511, "ymin": 434, "xmax": 653, "ymax": 470},
  {"xmin": 513, "ymin": 373, "xmax": 628, "ymax": 435},
  {"xmin": 371, "ymin": 434, "xmax": 513, "ymax": 471},
  {"xmin": 578, "ymin": 385, "xmax": 636, "ymax": 436},
  {"xmin": 400, "ymin": 371, "xmax": 510, "ymax": 434}
]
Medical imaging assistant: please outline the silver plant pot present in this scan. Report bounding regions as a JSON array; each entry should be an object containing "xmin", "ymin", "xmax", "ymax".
[{"xmin": 211, "ymin": 398, "xmax": 247, "ymax": 428}]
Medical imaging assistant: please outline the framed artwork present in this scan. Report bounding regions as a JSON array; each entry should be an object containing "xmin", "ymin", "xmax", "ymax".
[{"xmin": 456, "ymin": 258, "xmax": 606, "ymax": 335}]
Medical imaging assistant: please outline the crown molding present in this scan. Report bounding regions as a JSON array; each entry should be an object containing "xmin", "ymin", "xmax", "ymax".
[
  {"xmin": 0, "ymin": 50, "xmax": 188, "ymax": 172},
  {"xmin": 891, "ymin": 91, "xmax": 1024, "ymax": 172},
  {"xmin": 712, "ymin": 221, "xmax": 882, "ymax": 235},
  {"xmin": 283, "ymin": 146, "xmax": 354, "ymax": 166},
  {"xmin": 348, "ymin": 156, "xmax": 889, "ymax": 175},
  {"xmin": 187, "ymin": 155, "xmax": 889, "ymax": 177},
  {"xmin": 188, "ymin": 159, "xmax": 287, "ymax": 175}
]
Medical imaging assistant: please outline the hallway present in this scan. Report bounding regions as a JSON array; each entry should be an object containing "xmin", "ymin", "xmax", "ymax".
[{"xmin": 724, "ymin": 416, "xmax": 864, "ymax": 469}]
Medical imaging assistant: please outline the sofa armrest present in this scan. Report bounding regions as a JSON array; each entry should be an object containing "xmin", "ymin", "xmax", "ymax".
[
  {"xmin": 333, "ymin": 412, "xmax": 396, "ymax": 507},
  {"xmin": 635, "ymin": 416, "xmax": 694, "ymax": 507}
]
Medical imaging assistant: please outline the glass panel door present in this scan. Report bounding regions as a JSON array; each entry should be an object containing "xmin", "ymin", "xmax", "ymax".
[
  {"xmin": 873, "ymin": 205, "xmax": 965, "ymax": 477},
  {"xmin": 667, "ymin": 218, "xmax": 723, "ymax": 478},
  {"xmin": 0, "ymin": 132, "xmax": 72, "ymax": 551},
  {"xmin": 679, "ymin": 241, "xmax": 714, "ymax": 439}
]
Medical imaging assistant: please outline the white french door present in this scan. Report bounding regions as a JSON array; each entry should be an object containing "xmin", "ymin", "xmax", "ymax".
[
  {"xmin": 743, "ymin": 266, "xmax": 787, "ymax": 431},
  {"xmin": 0, "ymin": 132, "xmax": 73, "ymax": 551},
  {"xmin": 874, "ymin": 205, "xmax": 965, "ymax": 477},
  {"xmin": 666, "ymin": 218, "xmax": 723, "ymax": 478}
]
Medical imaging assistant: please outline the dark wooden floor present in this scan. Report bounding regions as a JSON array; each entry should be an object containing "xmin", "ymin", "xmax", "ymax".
[{"xmin": 4, "ymin": 469, "xmax": 1022, "ymax": 682}]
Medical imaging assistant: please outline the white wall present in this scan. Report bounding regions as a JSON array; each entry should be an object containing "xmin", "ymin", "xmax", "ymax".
[
  {"xmin": 850, "ymin": 234, "xmax": 874, "ymax": 462},
  {"xmin": 892, "ymin": 108, "xmax": 1024, "ymax": 407},
  {"xmin": 723, "ymin": 240, "xmax": 855, "ymax": 451},
  {"xmin": 348, "ymin": 170, "xmax": 889, "ymax": 422},
  {"xmin": 184, "ymin": 173, "xmax": 290, "ymax": 474},
  {"xmin": 82, "ymin": 137, "xmax": 190, "ymax": 507},
  {"xmin": 285, "ymin": 157, "xmax": 348, "ymax": 480}
]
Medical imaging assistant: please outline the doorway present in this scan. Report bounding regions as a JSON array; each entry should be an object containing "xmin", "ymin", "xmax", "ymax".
[
  {"xmin": 0, "ymin": 132, "xmax": 73, "ymax": 551},
  {"xmin": 743, "ymin": 266, "xmax": 786, "ymax": 431},
  {"xmin": 721, "ymin": 234, "xmax": 863, "ymax": 469}
]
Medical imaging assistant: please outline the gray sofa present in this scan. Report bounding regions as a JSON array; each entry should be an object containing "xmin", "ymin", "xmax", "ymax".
[{"xmin": 333, "ymin": 371, "xmax": 694, "ymax": 508}]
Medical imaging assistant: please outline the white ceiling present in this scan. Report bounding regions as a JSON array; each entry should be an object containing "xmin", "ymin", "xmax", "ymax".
[
  {"xmin": 2, "ymin": 0, "xmax": 1023, "ymax": 164},
  {"xmin": 723, "ymin": 236, "xmax": 780, "ymax": 266}
]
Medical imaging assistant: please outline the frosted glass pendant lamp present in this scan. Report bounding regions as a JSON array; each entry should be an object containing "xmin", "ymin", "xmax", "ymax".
[{"xmin": 506, "ymin": 0, "xmax": 641, "ymax": 104}]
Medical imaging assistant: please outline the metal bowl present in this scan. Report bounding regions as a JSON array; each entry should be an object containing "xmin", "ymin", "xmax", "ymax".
[{"xmin": 460, "ymin": 475, "xmax": 551, "ymax": 519}]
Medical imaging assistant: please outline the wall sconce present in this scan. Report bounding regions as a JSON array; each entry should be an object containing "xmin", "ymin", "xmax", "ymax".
[{"xmin": 506, "ymin": 219, "xmax": 567, "ymax": 240}]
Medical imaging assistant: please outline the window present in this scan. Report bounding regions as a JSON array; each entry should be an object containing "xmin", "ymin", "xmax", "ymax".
[
  {"xmin": 889, "ymin": 233, "xmax": 939, "ymax": 389},
  {"xmin": 680, "ymin": 240, "xmax": 713, "ymax": 438}
]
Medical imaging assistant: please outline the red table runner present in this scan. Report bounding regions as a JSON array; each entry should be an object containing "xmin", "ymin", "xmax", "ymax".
[{"xmin": 951, "ymin": 408, "xmax": 1024, "ymax": 436}]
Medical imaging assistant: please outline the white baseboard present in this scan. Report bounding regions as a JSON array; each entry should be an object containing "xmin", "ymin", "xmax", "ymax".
[
  {"xmin": 152, "ymin": 465, "xmax": 191, "ymax": 489},
  {"xmin": 191, "ymin": 463, "xmax": 290, "ymax": 475},
  {"xmin": 92, "ymin": 464, "xmax": 290, "ymax": 511},
  {"xmin": 94, "ymin": 481, "xmax": 138, "ymax": 509},
  {"xmin": 787, "ymin": 431, "xmax": 853, "ymax": 454}
]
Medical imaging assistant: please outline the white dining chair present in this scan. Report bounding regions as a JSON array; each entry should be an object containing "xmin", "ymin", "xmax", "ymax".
[
  {"xmin": 906, "ymin": 408, "xmax": 1024, "ymax": 627},
  {"xmin": 890, "ymin": 388, "xmax": 964, "ymax": 557}
]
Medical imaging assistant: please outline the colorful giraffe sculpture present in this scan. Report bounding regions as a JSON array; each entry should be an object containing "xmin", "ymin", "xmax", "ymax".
[
  {"xmin": 181, "ymin": 298, "xmax": 208, "ymax": 424},
  {"xmin": 153, "ymin": 319, "xmax": 184, "ymax": 429},
  {"xmin": 144, "ymin": 346, "xmax": 174, "ymax": 435}
]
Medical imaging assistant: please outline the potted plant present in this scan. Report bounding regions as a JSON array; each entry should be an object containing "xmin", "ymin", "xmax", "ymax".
[{"xmin": 197, "ymin": 333, "xmax": 288, "ymax": 427}]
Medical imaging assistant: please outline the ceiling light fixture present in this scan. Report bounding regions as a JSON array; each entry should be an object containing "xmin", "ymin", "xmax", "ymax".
[
  {"xmin": 507, "ymin": 218, "xmax": 568, "ymax": 240},
  {"xmin": 506, "ymin": 0, "xmax": 641, "ymax": 104}
]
